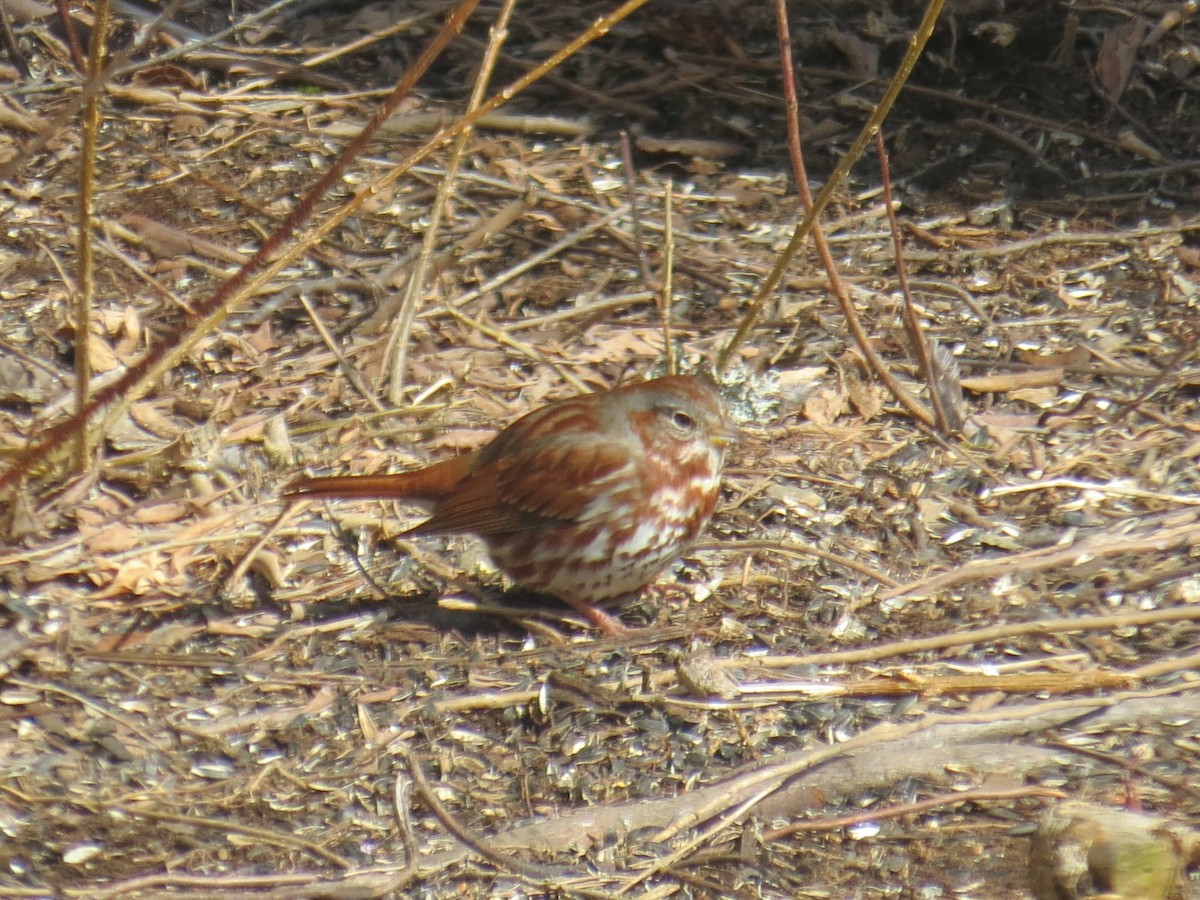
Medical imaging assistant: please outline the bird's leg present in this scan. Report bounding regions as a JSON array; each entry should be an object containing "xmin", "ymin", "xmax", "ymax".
[{"xmin": 556, "ymin": 596, "xmax": 630, "ymax": 635}]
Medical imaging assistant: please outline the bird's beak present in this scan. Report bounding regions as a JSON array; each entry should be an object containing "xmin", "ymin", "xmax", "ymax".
[{"xmin": 711, "ymin": 421, "xmax": 741, "ymax": 449}]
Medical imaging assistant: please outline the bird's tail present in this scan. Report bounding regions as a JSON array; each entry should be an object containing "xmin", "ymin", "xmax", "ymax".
[{"xmin": 284, "ymin": 453, "xmax": 473, "ymax": 504}]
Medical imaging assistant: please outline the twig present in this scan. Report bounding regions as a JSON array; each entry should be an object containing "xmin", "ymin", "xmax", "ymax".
[
  {"xmin": 660, "ymin": 179, "xmax": 676, "ymax": 374},
  {"xmin": 5, "ymin": 677, "xmax": 174, "ymax": 755},
  {"xmin": 716, "ymin": 0, "xmax": 948, "ymax": 373},
  {"xmin": 110, "ymin": 803, "xmax": 353, "ymax": 868},
  {"xmin": 222, "ymin": 501, "xmax": 309, "ymax": 599},
  {"xmin": 400, "ymin": 748, "xmax": 569, "ymax": 882},
  {"xmin": 988, "ymin": 477, "xmax": 1200, "ymax": 506},
  {"xmin": 619, "ymin": 129, "xmax": 651, "ymax": 284},
  {"xmin": 5, "ymin": 0, "xmax": 662, "ymax": 491},
  {"xmin": 55, "ymin": 0, "xmax": 86, "ymax": 72},
  {"xmin": 651, "ymin": 684, "xmax": 1193, "ymax": 847},
  {"xmin": 0, "ymin": 0, "xmax": 186, "ymax": 181},
  {"xmin": 439, "ymin": 304, "xmax": 588, "ymax": 392},
  {"xmin": 877, "ymin": 131, "xmax": 949, "ymax": 431},
  {"xmin": 0, "ymin": 0, "xmax": 482, "ymax": 489},
  {"xmin": 438, "ymin": 212, "xmax": 620, "ymax": 312},
  {"xmin": 764, "ymin": 785, "xmax": 1064, "ymax": 839},
  {"xmin": 770, "ymin": 0, "xmax": 935, "ymax": 424},
  {"xmin": 877, "ymin": 510, "xmax": 1200, "ymax": 602},
  {"xmin": 696, "ymin": 537, "xmax": 900, "ymax": 588},
  {"xmin": 297, "ymin": 293, "xmax": 384, "ymax": 411},
  {"xmin": 73, "ymin": 0, "xmax": 111, "ymax": 471},
  {"xmin": 739, "ymin": 603, "xmax": 1200, "ymax": 670},
  {"xmin": 1, "ymin": 0, "xmax": 29, "ymax": 81},
  {"xmin": 1106, "ymin": 332, "xmax": 1198, "ymax": 424},
  {"xmin": 384, "ymin": 0, "xmax": 516, "ymax": 402},
  {"xmin": 622, "ymin": 780, "xmax": 780, "ymax": 894}
]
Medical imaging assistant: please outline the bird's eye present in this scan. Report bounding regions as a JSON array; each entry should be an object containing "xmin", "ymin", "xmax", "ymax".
[{"xmin": 671, "ymin": 410, "xmax": 695, "ymax": 431}]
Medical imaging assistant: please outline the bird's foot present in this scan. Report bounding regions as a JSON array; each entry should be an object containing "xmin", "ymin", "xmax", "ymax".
[{"xmin": 557, "ymin": 597, "xmax": 631, "ymax": 636}]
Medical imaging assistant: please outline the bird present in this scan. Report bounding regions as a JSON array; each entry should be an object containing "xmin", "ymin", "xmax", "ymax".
[{"xmin": 286, "ymin": 373, "xmax": 738, "ymax": 633}]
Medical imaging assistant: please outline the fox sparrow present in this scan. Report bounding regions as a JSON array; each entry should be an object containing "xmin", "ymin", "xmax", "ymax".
[{"xmin": 286, "ymin": 374, "xmax": 738, "ymax": 633}]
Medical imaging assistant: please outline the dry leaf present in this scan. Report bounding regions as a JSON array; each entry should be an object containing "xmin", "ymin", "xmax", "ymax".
[
  {"xmin": 766, "ymin": 483, "xmax": 825, "ymax": 515},
  {"xmin": 847, "ymin": 378, "xmax": 885, "ymax": 421},
  {"xmin": 132, "ymin": 501, "xmax": 189, "ymax": 525},
  {"xmin": 169, "ymin": 114, "xmax": 208, "ymax": 138},
  {"xmin": 133, "ymin": 64, "xmax": 204, "ymax": 92},
  {"xmin": 2, "ymin": 0, "xmax": 51, "ymax": 20},
  {"xmin": 82, "ymin": 523, "xmax": 142, "ymax": 554},
  {"xmin": 972, "ymin": 20, "xmax": 1019, "ymax": 48},
  {"xmin": 634, "ymin": 134, "xmax": 743, "ymax": 161},
  {"xmin": 87, "ymin": 332, "xmax": 123, "ymax": 374},
  {"xmin": 676, "ymin": 645, "xmax": 740, "ymax": 699},
  {"xmin": 825, "ymin": 28, "xmax": 879, "ymax": 76},
  {"xmin": 91, "ymin": 556, "xmax": 167, "ymax": 598},
  {"xmin": 129, "ymin": 402, "xmax": 183, "ymax": 440},
  {"xmin": 1010, "ymin": 386, "xmax": 1061, "ymax": 406},
  {"xmin": 804, "ymin": 384, "xmax": 849, "ymax": 426},
  {"xmin": 0, "ymin": 354, "xmax": 59, "ymax": 404},
  {"xmin": 1095, "ymin": 18, "xmax": 1148, "ymax": 102},
  {"xmin": 1175, "ymin": 245, "xmax": 1200, "ymax": 269},
  {"xmin": 429, "ymin": 428, "xmax": 494, "ymax": 451},
  {"xmin": 580, "ymin": 328, "xmax": 665, "ymax": 362},
  {"xmin": 1017, "ymin": 345, "xmax": 1089, "ymax": 368},
  {"xmin": 249, "ymin": 550, "xmax": 287, "ymax": 589},
  {"xmin": 4, "ymin": 487, "xmax": 41, "ymax": 541},
  {"xmin": 1116, "ymin": 128, "xmax": 1167, "ymax": 164},
  {"xmin": 0, "ymin": 97, "xmax": 44, "ymax": 135},
  {"xmin": 961, "ymin": 369, "xmax": 1066, "ymax": 394}
]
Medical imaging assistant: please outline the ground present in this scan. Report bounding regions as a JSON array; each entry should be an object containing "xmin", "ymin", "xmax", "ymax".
[{"xmin": 1, "ymin": 0, "xmax": 1199, "ymax": 897}]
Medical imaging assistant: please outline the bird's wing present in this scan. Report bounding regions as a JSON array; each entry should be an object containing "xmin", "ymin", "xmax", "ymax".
[{"xmin": 414, "ymin": 438, "xmax": 633, "ymax": 536}]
